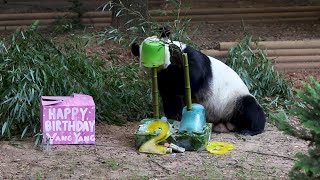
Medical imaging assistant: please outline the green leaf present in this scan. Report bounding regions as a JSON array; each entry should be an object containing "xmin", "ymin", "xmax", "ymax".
[
  {"xmin": 2, "ymin": 121, "xmax": 7, "ymax": 136},
  {"xmin": 21, "ymin": 126, "xmax": 29, "ymax": 139},
  {"xmin": 124, "ymin": 19, "xmax": 135, "ymax": 26},
  {"xmin": 15, "ymin": 44, "xmax": 20, "ymax": 53},
  {"xmin": 116, "ymin": 9, "xmax": 122, "ymax": 17},
  {"xmin": 34, "ymin": 134, "xmax": 41, "ymax": 149}
]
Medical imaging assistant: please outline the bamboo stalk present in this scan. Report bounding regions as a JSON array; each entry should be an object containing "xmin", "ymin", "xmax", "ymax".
[
  {"xmin": 183, "ymin": 53, "xmax": 192, "ymax": 111},
  {"xmin": 152, "ymin": 67, "xmax": 160, "ymax": 119}
]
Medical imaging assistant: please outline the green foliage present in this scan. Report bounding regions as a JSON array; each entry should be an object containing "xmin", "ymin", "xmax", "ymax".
[
  {"xmin": 292, "ymin": 76, "xmax": 320, "ymax": 135},
  {"xmin": 0, "ymin": 21, "xmax": 103, "ymax": 138},
  {"xmin": 103, "ymin": 61, "xmax": 153, "ymax": 124},
  {"xmin": 0, "ymin": 22, "xmax": 152, "ymax": 140},
  {"xmin": 225, "ymin": 33, "xmax": 292, "ymax": 102},
  {"xmin": 289, "ymin": 76, "xmax": 320, "ymax": 179},
  {"xmin": 96, "ymin": 0, "xmax": 200, "ymax": 48},
  {"xmin": 268, "ymin": 109, "xmax": 311, "ymax": 141},
  {"xmin": 268, "ymin": 110, "xmax": 295, "ymax": 133}
]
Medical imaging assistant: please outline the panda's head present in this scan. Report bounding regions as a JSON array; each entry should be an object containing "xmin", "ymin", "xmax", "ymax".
[{"xmin": 131, "ymin": 27, "xmax": 187, "ymax": 71}]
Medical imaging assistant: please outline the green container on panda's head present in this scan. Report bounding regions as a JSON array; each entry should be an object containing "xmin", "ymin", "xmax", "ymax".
[{"xmin": 141, "ymin": 40, "xmax": 165, "ymax": 68}]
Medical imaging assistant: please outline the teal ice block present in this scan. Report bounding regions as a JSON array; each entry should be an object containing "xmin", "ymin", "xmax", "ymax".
[{"xmin": 179, "ymin": 103, "xmax": 206, "ymax": 134}]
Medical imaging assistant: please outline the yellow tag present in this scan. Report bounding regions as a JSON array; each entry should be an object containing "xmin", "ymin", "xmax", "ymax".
[{"xmin": 206, "ymin": 141, "xmax": 235, "ymax": 155}]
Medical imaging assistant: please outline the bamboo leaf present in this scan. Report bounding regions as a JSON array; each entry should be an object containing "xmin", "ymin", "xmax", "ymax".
[
  {"xmin": 34, "ymin": 134, "xmax": 41, "ymax": 149},
  {"xmin": 21, "ymin": 126, "xmax": 29, "ymax": 139},
  {"xmin": 116, "ymin": 9, "xmax": 122, "ymax": 17},
  {"xmin": 2, "ymin": 121, "xmax": 7, "ymax": 136}
]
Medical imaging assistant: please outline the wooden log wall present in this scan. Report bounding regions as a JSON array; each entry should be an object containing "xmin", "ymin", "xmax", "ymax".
[
  {"xmin": 0, "ymin": 5, "xmax": 319, "ymax": 30},
  {"xmin": 1, "ymin": 0, "xmax": 318, "ymax": 13},
  {"xmin": 0, "ymin": 0, "xmax": 165, "ymax": 13},
  {"xmin": 203, "ymin": 40, "xmax": 320, "ymax": 72}
]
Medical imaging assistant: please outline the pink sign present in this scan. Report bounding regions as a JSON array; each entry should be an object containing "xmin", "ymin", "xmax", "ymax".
[{"xmin": 40, "ymin": 93, "xmax": 95, "ymax": 145}]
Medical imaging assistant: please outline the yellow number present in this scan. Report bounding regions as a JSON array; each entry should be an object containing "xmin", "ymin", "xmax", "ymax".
[{"xmin": 139, "ymin": 120, "xmax": 171, "ymax": 154}]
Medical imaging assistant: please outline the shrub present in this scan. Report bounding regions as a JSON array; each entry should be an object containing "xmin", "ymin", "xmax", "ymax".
[
  {"xmin": 289, "ymin": 76, "xmax": 320, "ymax": 179},
  {"xmin": 0, "ymin": 21, "xmax": 104, "ymax": 139},
  {"xmin": 102, "ymin": 60, "xmax": 152, "ymax": 124},
  {"xmin": 0, "ymin": 21, "xmax": 152, "ymax": 140}
]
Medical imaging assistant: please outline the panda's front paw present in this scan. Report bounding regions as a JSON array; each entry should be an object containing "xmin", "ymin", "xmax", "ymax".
[
  {"xmin": 239, "ymin": 131, "xmax": 252, "ymax": 136},
  {"xmin": 239, "ymin": 130, "xmax": 263, "ymax": 136}
]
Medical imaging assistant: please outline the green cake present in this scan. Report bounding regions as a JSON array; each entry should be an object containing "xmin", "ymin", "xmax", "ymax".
[{"xmin": 134, "ymin": 118, "xmax": 212, "ymax": 151}]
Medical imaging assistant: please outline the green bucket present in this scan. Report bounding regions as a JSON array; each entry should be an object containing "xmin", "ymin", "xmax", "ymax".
[{"xmin": 141, "ymin": 40, "xmax": 165, "ymax": 68}]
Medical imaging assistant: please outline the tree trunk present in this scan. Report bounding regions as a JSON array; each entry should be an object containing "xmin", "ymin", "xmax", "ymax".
[{"xmin": 111, "ymin": 0, "xmax": 148, "ymax": 31}]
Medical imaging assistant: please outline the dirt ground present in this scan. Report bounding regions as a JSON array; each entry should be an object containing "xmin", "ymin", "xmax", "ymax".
[
  {"xmin": 1, "ymin": 1, "xmax": 320, "ymax": 179},
  {"xmin": 0, "ymin": 122, "xmax": 310, "ymax": 180}
]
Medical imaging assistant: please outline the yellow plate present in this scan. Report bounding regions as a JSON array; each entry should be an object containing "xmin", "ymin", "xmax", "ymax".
[{"xmin": 206, "ymin": 141, "xmax": 235, "ymax": 155}]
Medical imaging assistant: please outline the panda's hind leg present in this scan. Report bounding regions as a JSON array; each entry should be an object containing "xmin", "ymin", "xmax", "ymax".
[{"xmin": 231, "ymin": 95, "xmax": 266, "ymax": 136}]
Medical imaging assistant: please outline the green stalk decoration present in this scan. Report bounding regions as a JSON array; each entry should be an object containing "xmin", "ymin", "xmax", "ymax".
[
  {"xmin": 152, "ymin": 67, "xmax": 160, "ymax": 119},
  {"xmin": 183, "ymin": 53, "xmax": 192, "ymax": 111}
]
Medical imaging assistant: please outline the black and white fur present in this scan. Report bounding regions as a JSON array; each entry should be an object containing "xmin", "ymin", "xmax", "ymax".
[{"xmin": 131, "ymin": 31, "xmax": 266, "ymax": 136}]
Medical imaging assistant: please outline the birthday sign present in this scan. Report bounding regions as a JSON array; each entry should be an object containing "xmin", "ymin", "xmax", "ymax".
[{"xmin": 41, "ymin": 94, "xmax": 95, "ymax": 145}]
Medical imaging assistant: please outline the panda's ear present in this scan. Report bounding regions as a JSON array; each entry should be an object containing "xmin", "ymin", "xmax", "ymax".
[
  {"xmin": 159, "ymin": 26, "xmax": 170, "ymax": 38},
  {"xmin": 131, "ymin": 42, "xmax": 140, "ymax": 57}
]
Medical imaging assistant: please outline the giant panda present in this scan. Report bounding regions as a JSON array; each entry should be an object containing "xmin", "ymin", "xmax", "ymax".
[{"xmin": 131, "ymin": 29, "xmax": 266, "ymax": 136}]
